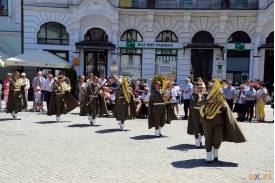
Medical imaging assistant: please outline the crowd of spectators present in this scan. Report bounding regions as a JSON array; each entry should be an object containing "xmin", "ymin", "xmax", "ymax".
[{"xmin": 0, "ymin": 71, "xmax": 273, "ymax": 123}]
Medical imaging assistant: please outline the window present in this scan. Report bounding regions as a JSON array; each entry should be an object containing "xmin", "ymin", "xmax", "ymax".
[
  {"xmin": 85, "ymin": 28, "xmax": 108, "ymax": 41},
  {"xmin": 0, "ymin": 0, "xmax": 8, "ymax": 16},
  {"xmin": 192, "ymin": 31, "xmax": 214, "ymax": 43},
  {"xmin": 120, "ymin": 29, "xmax": 143, "ymax": 79},
  {"xmin": 121, "ymin": 29, "xmax": 143, "ymax": 42},
  {"xmin": 37, "ymin": 22, "xmax": 69, "ymax": 45},
  {"xmin": 228, "ymin": 31, "xmax": 251, "ymax": 43},
  {"xmin": 155, "ymin": 49, "xmax": 178, "ymax": 77},
  {"xmin": 120, "ymin": 48, "xmax": 142, "ymax": 79},
  {"xmin": 155, "ymin": 30, "xmax": 178, "ymax": 79},
  {"xmin": 156, "ymin": 30, "xmax": 178, "ymax": 42}
]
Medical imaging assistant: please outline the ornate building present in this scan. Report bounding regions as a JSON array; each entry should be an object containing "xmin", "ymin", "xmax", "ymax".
[
  {"xmin": 0, "ymin": 0, "xmax": 22, "ymax": 78},
  {"xmin": 22, "ymin": 0, "xmax": 273, "ymax": 86}
]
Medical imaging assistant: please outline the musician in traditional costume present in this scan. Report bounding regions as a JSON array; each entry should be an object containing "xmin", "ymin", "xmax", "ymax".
[
  {"xmin": 148, "ymin": 76, "xmax": 177, "ymax": 137},
  {"xmin": 114, "ymin": 77, "xmax": 135, "ymax": 130},
  {"xmin": 199, "ymin": 79, "xmax": 246, "ymax": 163},
  {"xmin": 187, "ymin": 81, "xmax": 207, "ymax": 147},
  {"xmin": 86, "ymin": 76, "xmax": 100, "ymax": 126},
  {"xmin": 6, "ymin": 71, "xmax": 27, "ymax": 119},
  {"xmin": 47, "ymin": 76, "xmax": 78, "ymax": 122}
]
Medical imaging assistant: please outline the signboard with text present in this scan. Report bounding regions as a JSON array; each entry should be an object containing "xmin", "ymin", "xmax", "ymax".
[{"xmin": 119, "ymin": 41, "xmax": 182, "ymax": 49}]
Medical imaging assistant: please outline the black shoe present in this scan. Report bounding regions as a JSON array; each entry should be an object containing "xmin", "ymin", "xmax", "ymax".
[
  {"xmin": 249, "ymin": 119, "xmax": 252, "ymax": 122},
  {"xmin": 214, "ymin": 157, "xmax": 218, "ymax": 162}
]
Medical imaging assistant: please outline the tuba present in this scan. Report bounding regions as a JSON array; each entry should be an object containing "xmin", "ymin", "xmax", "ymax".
[
  {"xmin": 200, "ymin": 79, "xmax": 225, "ymax": 119},
  {"xmin": 161, "ymin": 78, "xmax": 171, "ymax": 103},
  {"xmin": 122, "ymin": 77, "xmax": 131, "ymax": 104}
]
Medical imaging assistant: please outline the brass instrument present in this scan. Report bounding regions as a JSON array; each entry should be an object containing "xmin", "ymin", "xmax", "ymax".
[
  {"xmin": 200, "ymin": 79, "xmax": 225, "ymax": 119},
  {"xmin": 161, "ymin": 78, "xmax": 171, "ymax": 103},
  {"xmin": 122, "ymin": 77, "xmax": 131, "ymax": 104}
]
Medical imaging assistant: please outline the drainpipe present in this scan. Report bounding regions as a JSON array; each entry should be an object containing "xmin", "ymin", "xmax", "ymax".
[{"xmin": 21, "ymin": 0, "xmax": 24, "ymax": 54}]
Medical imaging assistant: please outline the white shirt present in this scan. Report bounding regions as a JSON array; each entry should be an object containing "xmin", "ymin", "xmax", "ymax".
[
  {"xmin": 44, "ymin": 79, "xmax": 54, "ymax": 92},
  {"xmin": 110, "ymin": 93, "xmax": 115, "ymax": 103},
  {"xmin": 182, "ymin": 82, "xmax": 193, "ymax": 100},
  {"xmin": 23, "ymin": 78, "xmax": 30, "ymax": 90},
  {"xmin": 141, "ymin": 92, "xmax": 150, "ymax": 101},
  {"xmin": 171, "ymin": 87, "xmax": 180, "ymax": 103},
  {"xmin": 256, "ymin": 88, "xmax": 267, "ymax": 100},
  {"xmin": 99, "ymin": 78, "xmax": 107, "ymax": 86}
]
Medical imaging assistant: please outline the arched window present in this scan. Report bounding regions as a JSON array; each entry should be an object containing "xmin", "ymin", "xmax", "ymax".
[
  {"xmin": 192, "ymin": 31, "xmax": 214, "ymax": 43},
  {"xmin": 121, "ymin": 29, "xmax": 143, "ymax": 42},
  {"xmin": 156, "ymin": 30, "xmax": 178, "ymax": 42},
  {"xmin": 84, "ymin": 28, "xmax": 108, "ymax": 41},
  {"xmin": 228, "ymin": 31, "xmax": 251, "ymax": 43},
  {"xmin": 120, "ymin": 29, "xmax": 143, "ymax": 79},
  {"xmin": 37, "ymin": 22, "xmax": 69, "ymax": 45},
  {"xmin": 266, "ymin": 32, "xmax": 274, "ymax": 44}
]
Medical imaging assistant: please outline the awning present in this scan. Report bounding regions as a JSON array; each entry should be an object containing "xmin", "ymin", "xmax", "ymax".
[
  {"xmin": 5, "ymin": 50, "xmax": 71, "ymax": 69},
  {"xmin": 258, "ymin": 43, "xmax": 274, "ymax": 51},
  {"xmin": 0, "ymin": 59, "xmax": 5, "ymax": 67},
  {"xmin": 184, "ymin": 43, "xmax": 224, "ymax": 51},
  {"xmin": 76, "ymin": 41, "xmax": 115, "ymax": 50}
]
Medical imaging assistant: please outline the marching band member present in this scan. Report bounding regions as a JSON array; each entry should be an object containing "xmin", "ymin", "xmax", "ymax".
[
  {"xmin": 47, "ymin": 76, "xmax": 78, "ymax": 122},
  {"xmin": 6, "ymin": 71, "xmax": 27, "ymax": 119},
  {"xmin": 148, "ymin": 76, "xmax": 176, "ymax": 137},
  {"xmin": 86, "ymin": 76, "xmax": 100, "ymax": 126},
  {"xmin": 187, "ymin": 81, "xmax": 207, "ymax": 147},
  {"xmin": 199, "ymin": 79, "xmax": 246, "ymax": 163},
  {"xmin": 114, "ymin": 77, "xmax": 135, "ymax": 130}
]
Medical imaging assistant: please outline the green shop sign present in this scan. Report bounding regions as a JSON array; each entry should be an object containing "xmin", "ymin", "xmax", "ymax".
[
  {"xmin": 126, "ymin": 40, "xmax": 135, "ymax": 49},
  {"xmin": 217, "ymin": 65, "xmax": 223, "ymax": 73},
  {"xmin": 235, "ymin": 42, "xmax": 245, "ymax": 51}
]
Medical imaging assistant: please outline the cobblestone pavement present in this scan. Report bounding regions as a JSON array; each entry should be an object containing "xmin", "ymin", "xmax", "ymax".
[{"xmin": 0, "ymin": 103, "xmax": 273, "ymax": 183}]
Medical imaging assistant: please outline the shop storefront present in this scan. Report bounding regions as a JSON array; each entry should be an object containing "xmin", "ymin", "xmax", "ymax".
[{"xmin": 226, "ymin": 31, "xmax": 252, "ymax": 83}]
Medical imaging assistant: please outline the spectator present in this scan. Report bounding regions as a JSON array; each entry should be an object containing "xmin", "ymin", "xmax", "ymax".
[
  {"xmin": 32, "ymin": 71, "xmax": 46, "ymax": 111},
  {"xmin": 109, "ymin": 89, "xmax": 116, "ymax": 112},
  {"xmin": 134, "ymin": 90, "xmax": 142, "ymax": 117},
  {"xmin": 78, "ymin": 75, "xmax": 88, "ymax": 116},
  {"xmin": 256, "ymin": 83, "xmax": 268, "ymax": 122},
  {"xmin": 245, "ymin": 82, "xmax": 256, "ymax": 122},
  {"xmin": 44, "ymin": 74, "xmax": 54, "ymax": 110},
  {"xmin": 99, "ymin": 74, "xmax": 107, "ymax": 87},
  {"xmin": 21, "ymin": 73, "xmax": 30, "ymax": 109},
  {"xmin": 171, "ymin": 82, "xmax": 181, "ymax": 115},
  {"xmin": 182, "ymin": 78, "xmax": 193, "ymax": 119},
  {"xmin": 139, "ymin": 78, "xmax": 148, "ymax": 92},
  {"xmin": 111, "ymin": 76, "xmax": 119, "ymax": 89},
  {"xmin": 140, "ymin": 87, "xmax": 150, "ymax": 118},
  {"xmin": 234, "ymin": 85, "xmax": 246, "ymax": 122},
  {"xmin": 223, "ymin": 80, "xmax": 236, "ymax": 110},
  {"xmin": 3, "ymin": 73, "xmax": 11, "ymax": 108},
  {"xmin": 33, "ymin": 86, "xmax": 43, "ymax": 112}
]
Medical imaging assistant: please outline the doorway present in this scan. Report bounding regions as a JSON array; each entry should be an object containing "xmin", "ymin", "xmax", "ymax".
[
  {"xmin": 264, "ymin": 49, "xmax": 274, "ymax": 92},
  {"xmin": 84, "ymin": 51, "xmax": 107, "ymax": 77},
  {"xmin": 191, "ymin": 49, "xmax": 213, "ymax": 81},
  {"xmin": 226, "ymin": 50, "xmax": 250, "ymax": 84}
]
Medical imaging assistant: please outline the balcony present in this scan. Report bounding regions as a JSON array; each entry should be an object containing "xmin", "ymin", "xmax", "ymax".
[{"xmin": 118, "ymin": 0, "xmax": 260, "ymax": 10}]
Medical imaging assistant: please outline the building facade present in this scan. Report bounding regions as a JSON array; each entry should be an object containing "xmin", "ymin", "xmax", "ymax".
[
  {"xmin": 0, "ymin": 0, "xmax": 22, "ymax": 78},
  {"xmin": 23, "ymin": 0, "xmax": 274, "ymax": 86}
]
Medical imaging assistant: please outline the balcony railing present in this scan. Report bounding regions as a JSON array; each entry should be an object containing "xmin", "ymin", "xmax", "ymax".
[{"xmin": 119, "ymin": 0, "xmax": 260, "ymax": 10}]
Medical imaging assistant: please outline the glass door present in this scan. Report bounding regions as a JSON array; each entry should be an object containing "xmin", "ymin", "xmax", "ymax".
[
  {"xmin": 84, "ymin": 51, "xmax": 107, "ymax": 77},
  {"xmin": 191, "ymin": 49, "xmax": 213, "ymax": 82}
]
